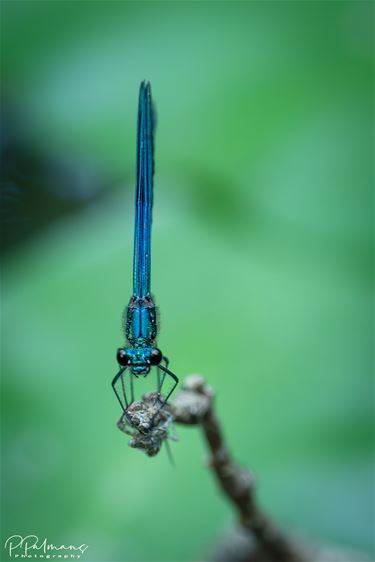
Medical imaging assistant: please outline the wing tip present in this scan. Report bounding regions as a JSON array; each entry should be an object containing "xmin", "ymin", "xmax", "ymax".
[
  {"xmin": 138, "ymin": 80, "xmax": 156, "ymax": 131},
  {"xmin": 139, "ymin": 80, "xmax": 151, "ymax": 99}
]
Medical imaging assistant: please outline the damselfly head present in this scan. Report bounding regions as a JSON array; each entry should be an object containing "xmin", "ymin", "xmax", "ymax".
[{"xmin": 116, "ymin": 346, "xmax": 162, "ymax": 373}]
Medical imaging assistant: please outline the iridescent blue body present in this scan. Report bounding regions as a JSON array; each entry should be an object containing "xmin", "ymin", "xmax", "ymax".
[
  {"xmin": 123, "ymin": 295, "xmax": 158, "ymax": 375},
  {"xmin": 112, "ymin": 82, "xmax": 178, "ymax": 415}
]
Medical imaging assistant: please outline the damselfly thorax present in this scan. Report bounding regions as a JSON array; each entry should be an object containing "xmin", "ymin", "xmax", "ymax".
[{"xmin": 119, "ymin": 295, "xmax": 160, "ymax": 375}]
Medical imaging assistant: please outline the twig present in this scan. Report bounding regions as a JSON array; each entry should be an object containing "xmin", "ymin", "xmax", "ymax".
[
  {"xmin": 170, "ymin": 375, "xmax": 303, "ymax": 562},
  {"xmin": 117, "ymin": 375, "xmax": 302, "ymax": 560},
  {"xmin": 117, "ymin": 376, "xmax": 372, "ymax": 562}
]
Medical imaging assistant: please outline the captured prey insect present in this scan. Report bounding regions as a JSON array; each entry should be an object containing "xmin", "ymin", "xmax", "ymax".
[{"xmin": 112, "ymin": 81, "xmax": 179, "ymax": 429}]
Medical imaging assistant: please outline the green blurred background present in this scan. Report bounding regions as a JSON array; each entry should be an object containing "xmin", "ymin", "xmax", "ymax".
[{"xmin": 1, "ymin": 1, "xmax": 373, "ymax": 561}]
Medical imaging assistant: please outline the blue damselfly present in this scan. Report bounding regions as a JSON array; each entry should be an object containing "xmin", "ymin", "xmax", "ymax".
[{"xmin": 112, "ymin": 82, "xmax": 179, "ymax": 427}]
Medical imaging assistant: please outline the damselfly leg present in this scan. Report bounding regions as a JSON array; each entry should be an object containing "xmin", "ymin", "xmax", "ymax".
[
  {"xmin": 112, "ymin": 363, "xmax": 178, "ymax": 422},
  {"xmin": 112, "ymin": 367, "xmax": 132, "ymax": 411},
  {"xmin": 157, "ymin": 364, "xmax": 179, "ymax": 404}
]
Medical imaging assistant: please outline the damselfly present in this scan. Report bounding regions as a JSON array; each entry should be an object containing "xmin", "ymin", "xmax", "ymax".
[{"xmin": 112, "ymin": 82, "xmax": 179, "ymax": 426}]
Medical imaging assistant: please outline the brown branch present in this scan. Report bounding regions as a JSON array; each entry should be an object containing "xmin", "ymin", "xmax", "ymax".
[
  {"xmin": 170, "ymin": 375, "xmax": 303, "ymax": 562},
  {"xmin": 117, "ymin": 376, "xmax": 371, "ymax": 562},
  {"xmin": 118, "ymin": 375, "xmax": 302, "ymax": 560}
]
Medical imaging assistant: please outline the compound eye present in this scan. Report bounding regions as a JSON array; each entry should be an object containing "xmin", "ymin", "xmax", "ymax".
[
  {"xmin": 149, "ymin": 348, "xmax": 162, "ymax": 366},
  {"xmin": 117, "ymin": 348, "xmax": 130, "ymax": 366}
]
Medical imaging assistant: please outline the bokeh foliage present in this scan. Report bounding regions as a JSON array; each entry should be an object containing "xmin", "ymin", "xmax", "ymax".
[{"xmin": 1, "ymin": 1, "xmax": 373, "ymax": 561}]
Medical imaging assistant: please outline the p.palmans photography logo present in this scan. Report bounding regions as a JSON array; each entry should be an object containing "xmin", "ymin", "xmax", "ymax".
[{"xmin": 4, "ymin": 535, "xmax": 89, "ymax": 559}]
